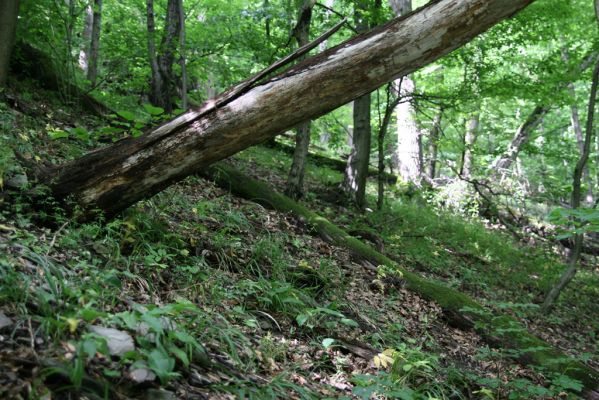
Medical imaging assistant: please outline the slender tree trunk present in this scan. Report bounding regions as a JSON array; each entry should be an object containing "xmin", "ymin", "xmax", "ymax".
[
  {"xmin": 568, "ymin": 83, "xmax": 594, "ymax": 205},
  {"xmin": 342, "ymin": 0, "xmax": 373, "ymax": 208},
  {"xmin": 426, "ymin": 108, "xmax": 443, "ymax": 180},
  {"xmin": 41, "ymin": 0, "xmax": 538, "ymax": 219},
  {"xmin": 87, "ymin": 0, "xmax": 102, "ymax": 87},
  {"xmin": 377, "ymin": 84, "xmax": 401, "ymax": 209},
  {"xmin": 286, "ymin": 0, "xmax": 316, "ymax": 199},
  {"xmin": 147, "ymin": 0, "xmax": 162, "ymax": 108},
  {"xmin": 0, "ymin": 0, "xmax": 20, "ymax": 88},
  {"xmin": 263, "ymin": 0, "xmax": 271, "ymax": 40},
  {"xmin": 178, "ymin": 0, "xmax": 188, "ymax": 109},
  {"xmin": 396, "ymin": 76, "xmax": 423, "ymax": 184},
  {"xmin": 461, "ymin": 113, "xmax": 479, "ymax": 178},
  {"xmin": 491, "ymin": 105, "xmax": 549, "ymax": 176},
  {"xmin": 542, "ymin": 56, "xmax": 599, "ymax": 311},
  {"xmin": 344, "ymin": 94, "xmax": 372, "ymax": 207},
  {"xmin": 79, "ymin": 4, "xmax": 93, "ymax": 75}
]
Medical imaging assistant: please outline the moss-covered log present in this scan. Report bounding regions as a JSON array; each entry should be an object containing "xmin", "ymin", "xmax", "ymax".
[{"xmin": 202, "ymin": 162, "xmax": 599, "ymax": 398}]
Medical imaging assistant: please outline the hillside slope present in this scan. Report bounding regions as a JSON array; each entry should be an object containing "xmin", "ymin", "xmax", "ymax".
[{"xmin": 0, "ymin": 86, "xmax": 597, "ymax": 399}]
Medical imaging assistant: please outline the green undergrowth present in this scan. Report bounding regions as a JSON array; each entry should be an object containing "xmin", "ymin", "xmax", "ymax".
[
  {"xmin": 0, "ymin": 176, "xmax": 580, "ymax": 399},
  {"xmin": 1, "ymin": 93, "xmax": 596, "ymax": 398},
  {"xmin": 236, "ymin": 144, "xmax": 599, "ymax": 349}
]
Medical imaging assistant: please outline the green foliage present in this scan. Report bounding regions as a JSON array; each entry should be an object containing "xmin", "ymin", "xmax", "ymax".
[{"xmin": 549, "ymin": 206, "xmax": 599, "ymax": 238}]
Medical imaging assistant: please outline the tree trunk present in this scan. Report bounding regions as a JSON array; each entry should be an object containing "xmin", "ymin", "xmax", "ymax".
[
  {"xmin": 178, "ymin": 0, "xmax": 188, "ymax": 109},
  {"xmin": 377, "ymin": 84, "xmax": 401, "ymax": 210},
  {"xmin": 390, "ymin": 0, "xmax": 424, "ymax": 186},
  {"xmin": 491, "ymin": 105, "xmax": 549, "ymax": 177},
  {"xmin": 568, "ymin": 83, "xmax": 594, "ymax": 205},
  {"xmin": 344, "ymin": 95, "xmax": 372, "ymax": 208},
  {"xmin": 42, "ymin": 0, "xmax": 538, "ymax": 219},
  {"xmin": 146, "ymin": 0, "xmax": 162, "ymax": 108},
  {"xmin": 157, "ymin": 0, "xmax": 181, "ymax": 113},
  {"xmin": 461, "ymin": 113, "xmax": 479, "ymax": 178},
  {"xmin": 147, "ymin": 0, "xmax": 181, "ymax": 113},
  {"xmin": 286, "ymin": 0, "xmax": 316, "ymax": 199},
  {"xmin": 542, "ymin": 56, "xmax": 599, "ymax": 311},
  {"xmin": 396, "ymin": 76, "xmax": 423, "ymax": 184},
  {"xmin": 342, "ymin": 0, "xmax": 372, "ymax": 208},
  {"xmin": 78, "ymin": 4, "xmax": 93, "ymax": 75},
  {"xmin": 201, "ymin": 162, "xmax": 599, "ymax": 398},
  {"xmin": 426, "ymin": 108, "xmax": 443, "ymax": 180},
  {"xmin": 0, "ymin": 0, "xmax": 20, "ymax": 87},
  {"xmin": 87, "ymin": 0, "xmax": 102, "ymax": 87}
]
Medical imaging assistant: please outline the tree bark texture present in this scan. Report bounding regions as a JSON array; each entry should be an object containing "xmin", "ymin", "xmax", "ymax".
[
  {"xmin": 0, "ymin": 0, "xmax": 20, "ymax": 88},
  {"xmin": 344, "ymin": 94, "xmax": 372, "ymax": 207},
  {"xmin": 87, "ymin": 0, "xmax": 102, "ymax": 87},
  {"xmin": 147, "ymin": 0, "xmax": 181, "ymax": 113},
  {"xmin": 201, "ymin": 162, "xmax": 599, "ymax": 398},
  {"xmin": 44, "ymin": 0, "xmax": 537, "ymax": 219},
  {"xmin": 286, "ymin": 0, "xmax": 316, "ymax": 199},
  {"xmin": 342, "ymin": 0, "xmax": 372, "ymax": 208}
]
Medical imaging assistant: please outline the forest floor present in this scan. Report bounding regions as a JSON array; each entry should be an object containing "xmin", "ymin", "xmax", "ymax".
[{"xmin": 0, "ymin": 83, "xmax": 598, "ymax": 399}]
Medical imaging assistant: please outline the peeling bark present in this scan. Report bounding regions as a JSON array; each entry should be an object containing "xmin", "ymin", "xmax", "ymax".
[{"xmin": 43, "ymin": 0, "xmax": 537, "ymax": 218}]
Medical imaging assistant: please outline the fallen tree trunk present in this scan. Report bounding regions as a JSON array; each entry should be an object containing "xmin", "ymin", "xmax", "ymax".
[
  {"xmin": 202, "ymin": 162, "xmax": 599, "ymax": 398},
  {"xmin": 41, "ymin": 0, "xmax": 535, "ymax": 218}
]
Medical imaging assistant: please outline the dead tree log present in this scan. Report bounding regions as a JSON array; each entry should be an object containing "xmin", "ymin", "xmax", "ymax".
[
  {"xmin": 202, "ymin": 162, "xmax": 599, "ymax": 398},
  {"xmin": 42, "ymin": 0, "xmax": 536, "ymax": 218}
]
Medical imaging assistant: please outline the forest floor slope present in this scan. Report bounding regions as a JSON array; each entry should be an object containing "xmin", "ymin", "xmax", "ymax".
[{"xmin": 0, "ymin": 85, "xmax": 597, "ymax": 399}]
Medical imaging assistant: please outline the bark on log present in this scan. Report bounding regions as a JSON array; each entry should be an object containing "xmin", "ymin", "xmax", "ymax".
[
  {"xmin": 201, "ymin": 162, "xmax": 599, "ymax": 398},
  {"xmin": 43, "ymin": 0, "xmax": 536, "ymax": 218}
]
